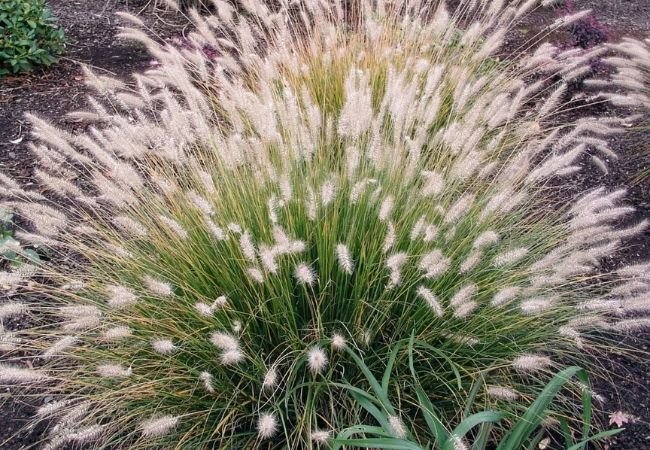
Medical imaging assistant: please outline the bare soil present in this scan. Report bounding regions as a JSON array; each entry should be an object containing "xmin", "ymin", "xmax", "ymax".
[{"xmin": 0, "ymin": 1, "xmax": 649, "ymax": 449}]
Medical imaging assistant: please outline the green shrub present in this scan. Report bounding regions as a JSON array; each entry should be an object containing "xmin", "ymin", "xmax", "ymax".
[
  {"xmin": 0, "ymin": 1, "xmax": 648, "ymax": 449},
  {"xmin": 0, "ymin": 0, "xmax": 64, "ymax": 75}
]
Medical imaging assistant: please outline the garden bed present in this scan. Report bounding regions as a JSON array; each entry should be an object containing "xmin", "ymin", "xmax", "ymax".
[{"xmin": 0, "ymin": 1, "xmax": 648, "ymax": 449}]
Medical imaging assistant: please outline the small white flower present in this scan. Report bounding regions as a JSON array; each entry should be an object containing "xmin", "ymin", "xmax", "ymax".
[
  {"xmin": 307, "ymin": 346, "xmax": 328, "ymax": 374},
  {"xmin": 257, "ymin": 412, "xmax": 278, "ymax": 439}
]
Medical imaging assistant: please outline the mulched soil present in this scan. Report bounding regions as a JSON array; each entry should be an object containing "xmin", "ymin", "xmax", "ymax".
[{"xmin": 0, "ymin": 0, "xmax": 649, "ymax": 449}]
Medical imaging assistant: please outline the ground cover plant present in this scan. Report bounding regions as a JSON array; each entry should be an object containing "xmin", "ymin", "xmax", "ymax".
[
  {"xmin": 0, "ymin": 0, "xmax": 65, "ymax": 75},
  {"xmin": 0, "ymin": 0, "xmax": 649, "ymax": 449}
]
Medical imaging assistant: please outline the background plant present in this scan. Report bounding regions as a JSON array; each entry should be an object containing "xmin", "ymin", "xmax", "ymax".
[
  {"xmin": 0, "ymin": 1, "xmax": 648, "ymax": 449},
  {"xmin": 0, "ymin": 0, "xmax": 65, "ymax": 75},
  {"xmin": 0, "ymin": 207, "xmax": 40, "ymax": 271},
  {"xmin": 332, "ymin": 341, "xmax": 622, "ymax": 450}
]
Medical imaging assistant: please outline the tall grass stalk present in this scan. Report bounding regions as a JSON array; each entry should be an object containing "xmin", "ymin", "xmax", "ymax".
[{"xmin": 0, "ymin": 1, "xmax": 648, "ymax": 449}]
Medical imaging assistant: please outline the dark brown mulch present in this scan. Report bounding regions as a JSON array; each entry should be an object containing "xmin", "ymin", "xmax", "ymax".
[{"xmin": 0, "ymin": 1, "xmax": 649, "ymax": 449}]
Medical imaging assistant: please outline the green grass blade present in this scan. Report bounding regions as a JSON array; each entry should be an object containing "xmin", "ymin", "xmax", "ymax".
[
  {"xmin": 382, "ymin": 341, "xmax": 403, "ymax": 395},
  {"xmin": 578, "ymin": 370, "xmax": 593, "ymax": 449},
  {"xmin": 345, "ymin": 347, "xmax": 395, "ymax": 413},
  {"xmin": 333, "ymin": 438, "xmax": 424, "ymax": 450},
  {"xmin": 471, "ymin": 422, "xmax": 494, "ymax": 450},
  {"xmin": 566, "ymin": 428, "xmax": 624, "ymax": 450},
  {"xmin": 331, "ymin": 426, "xmax": 392, "ymax": 450},
  {"xmin": 559, "ymin": 416, "xmax": 574, "ymax": 449},
  {"xmin": 443, "ymin": 411, "xmax": 505, "ymax": 450},
  {"xmin": 408, "ymin": 336, "xmax": 449, "ymax": 445},
  {"xmin": 462, "ymin": 373, "xmax": 484, "ymax": 419},
  {"xmin": 496, "ymin": 366, "xmax": 584, "ymax": 450}
]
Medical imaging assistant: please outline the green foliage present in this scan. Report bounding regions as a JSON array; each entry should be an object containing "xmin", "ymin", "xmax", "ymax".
[
  {"xmin": 333, "ymin": 341, "xmax": 622, "ymax": 450},
  {"xmin": 0, "ymin": 0, "xmax": 65, "ymax": 75},
  {"xmin": 0, "ymin": 208, "xmax": 40, "ymax": 267}
]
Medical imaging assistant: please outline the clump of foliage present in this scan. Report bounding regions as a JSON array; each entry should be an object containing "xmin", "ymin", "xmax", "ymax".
[
  {"xmin": 563, "ymin": 0, "xmax": 608, "ymax": 49},
  {"xmin": 334, "ymin": 343, "xmax": 621, "ymax": 450},
  {"xmin": 0, "ymin": 1, "xmax": 648, "ymax": 449},
  {"xmin": 0, "ymin": 0, "xmax": 65, "ymax": 75}
]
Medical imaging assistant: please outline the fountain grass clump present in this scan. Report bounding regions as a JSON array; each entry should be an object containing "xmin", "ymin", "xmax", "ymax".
[{"xmin": 0, "ymin": 1, "xmax": 648, "ymax": 449}]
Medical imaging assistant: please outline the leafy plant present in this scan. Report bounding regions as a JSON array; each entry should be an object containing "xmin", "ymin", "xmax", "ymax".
[
  {"xmin": 0, "ymin": 207, "xmax": 39, "ymax": 268},
  {"xmin": 0, "ymin": 1, "xmax": 647, "ymax": 450},
  {"xmin": 0, "ymin": 0, "xmax": 65, "ymax": 75},
  {"xmin": 332, "ymin": 340, "xmax": 622, "ymax": 450}
]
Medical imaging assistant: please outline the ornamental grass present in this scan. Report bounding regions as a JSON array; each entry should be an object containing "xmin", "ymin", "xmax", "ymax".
[{"xmin": 0, "ymin": 1, "xmax": 648, "ymax": 449}]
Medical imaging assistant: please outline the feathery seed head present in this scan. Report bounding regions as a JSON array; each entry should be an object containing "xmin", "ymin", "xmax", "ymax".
[
  {"xmin": 331, "ymin": 333, "xmax": 347, "ymax": 351},
  {"xmin": 221, "ymin": 349, "xmax": 245, "ymax": 365},
  {"xmin": 388, "ymin": 415, "xmax": 407, "ymax": 438},
  {"xmin": 210, "ymin": 332, "xmax": 239, "ymax": 351},
  {"xmin": 2, "ymin": 2, "xmax": 648, "ymax": 448},
  {"xmin": 140, "ymin": 415, "xmax": 179, "ymax": 438},
  {"xmin": 106, "ymin": 285, "xmax": 137, "ymax": 309},
  {"xmin": 295, "ymin": 263, "xmax": 317, "ymax": 286},
  {"xmin": 101, "ymin": 326, "xmax": 132, "ymax": 342},
  {"xmin": 513, "ymin": 354, "xmax": 553, "ymax": 372},
  {"xmin": 96, "ymin": 364, "xmax": 132, "ymax": 378},
  {"xmin": 152, "ymin": 339, "xmax": 176, "ymax": 354},
  {"xmin": 262, "ymin": 367, "xmax": 278, "ymax": 390},
  {"xmin": 0, "ymin": 364, "xmax": 49, "ymax": 383},
  {"xmin": 257, "ymin": 413, "xmax": 278, "ymax": 439},
  {"xmin": 307, "ymin": 346, "xmax": 328, "ymax": 374},
  {"xmin": 143, "ymin": 276, "xmax": 173, "ymax": 297},
  {"xmin": 310, "ymin": 429, "xmax": 331, "ymax": 445},
  {"xmin": 0, "ymin": 302, "xmax": 27, "ymax": 320},
  {"xmin": 486, "ymin": 385, "xmax": 520, "ymax": 401},
  {"xmin": 335, "ymin": 244, "xmax": 354, "ymax": 275},
  {"xmin": 200, "ymin": 371, "xmax": 215, "ymax": 393}
]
